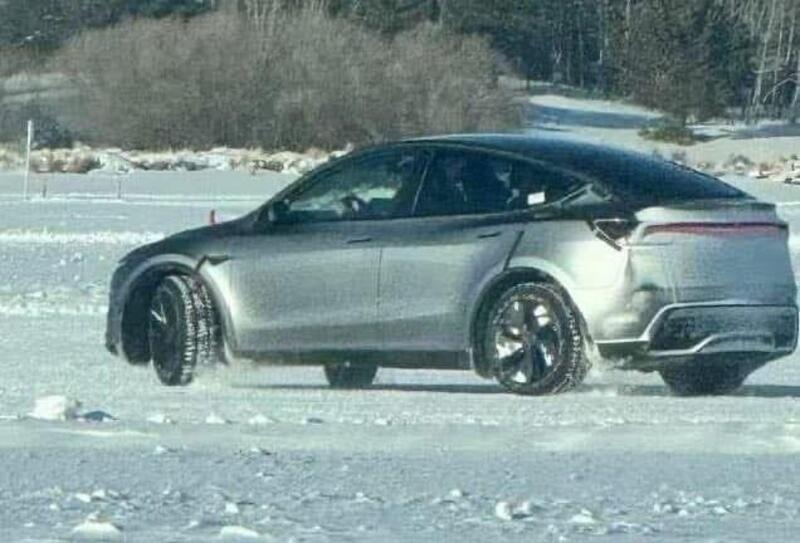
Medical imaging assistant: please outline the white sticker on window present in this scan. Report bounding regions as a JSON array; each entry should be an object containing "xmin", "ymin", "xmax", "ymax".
[{"xmin": 527, "ymin": 191, "xmax": 546, "ymax": 206}]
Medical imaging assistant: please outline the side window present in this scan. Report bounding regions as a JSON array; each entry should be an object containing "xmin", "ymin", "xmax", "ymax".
[
  {"xmin": 414, "ymin": 151, "xmax": 512, "ymax": 217},
  {"xmin": 286, "ymin": 150, "xmax": 424, "ymax": 222},
  {"xmin": 413, "ymin": 151, "xmax": 584, "ymax": 217}
]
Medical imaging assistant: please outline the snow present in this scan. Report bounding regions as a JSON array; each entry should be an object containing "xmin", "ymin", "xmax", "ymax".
[
  {"xmin": 3, "ymin": 100, "xmax": 800, "ymax": 541},
  {"xmin": 71, "ymin": 517, "xmax": 123, "ymax": 541},
  {"xmin": 0, "ymin": 145, "xmax": 351, "ymax": 176},
  {"xmin": 527, "ymin": 93, "xmax": 800, "ymax": 173},
  {"xmin": 218, "ymin": 525, "xmax": 262, "ymax": 540}
]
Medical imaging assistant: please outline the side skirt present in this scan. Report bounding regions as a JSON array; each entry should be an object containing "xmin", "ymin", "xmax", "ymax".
[{"xmin": 237, "ymin": 349, "xmax": 470, "ymax": 370}]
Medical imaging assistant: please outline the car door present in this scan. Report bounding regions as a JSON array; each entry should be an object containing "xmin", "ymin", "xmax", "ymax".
[
  {"xmin": 227, "ymin": 148, "xmax": 426, "ymax": 359},
  {"xmin": 378, "ymin": 148, "xmax": 527, "ymax": 358}
]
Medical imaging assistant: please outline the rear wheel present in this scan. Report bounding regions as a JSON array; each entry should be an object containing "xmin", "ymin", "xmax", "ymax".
[
  {"xmin": 324, "ymin": 362, "xmax": 378, "ymax": 389},
  {"xmin": 148, "ymin": 275, "xmax": 221, "ymax": 386},
  {"xmin": 479, "ymin": 282, "xmax": 589, "ymax": 395},
  {"xmin": 659, "ymin": 356, "xmax": 753, "ymax": 396}
]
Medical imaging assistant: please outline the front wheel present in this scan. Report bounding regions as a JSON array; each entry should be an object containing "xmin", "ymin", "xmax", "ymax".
[
  {"xmin": 148, "ymin": 275, "xmax": 221, "ymax": 386},
  {"xmin": 659, "ymin": 357, "xmax": 753, "ymax": 396},
  {"xmin": 324, "ymin": 362, "xmax": 378, "ymax": 389},
  {"xmin": 479, "ymin": 282, "xmax": 589, "ymax": 395}
]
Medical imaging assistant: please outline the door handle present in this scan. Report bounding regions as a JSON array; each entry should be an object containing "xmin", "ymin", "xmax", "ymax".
[
  {"xmin": 477, "ymin": 231, "xmax": 503, "ymax": 239},
  {"xmin": 346, "ymin": 237, "xmax": 373, "ymax": 244}
]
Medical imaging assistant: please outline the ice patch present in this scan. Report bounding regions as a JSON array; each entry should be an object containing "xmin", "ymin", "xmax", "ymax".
[{"xmin": 29, "ymin": 395, "xmax": 81, "ymax": 421}]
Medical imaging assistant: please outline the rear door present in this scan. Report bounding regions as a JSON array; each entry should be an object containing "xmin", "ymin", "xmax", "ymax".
[{"xmin": 378, "ymin": 148, "xmax": 530, "ymax": 356}]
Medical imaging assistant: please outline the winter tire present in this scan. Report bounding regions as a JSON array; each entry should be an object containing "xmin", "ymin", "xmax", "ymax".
[
  {"xmin": 479, "ymin": 282, "xmax": 588, "ymax": 395},
  {"xmin": 324, "ymin": 361, "xmax": 378, "ymax": 389},
  {"xmin": 148, "ymin": 275, "xmax": 221, "ymax": 386},
  {"xmin": 659, "ymin": 356, "xmax": 752, "ymax": 396}
]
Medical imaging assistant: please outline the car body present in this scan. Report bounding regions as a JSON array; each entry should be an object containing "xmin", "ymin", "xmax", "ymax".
[{"xmin": 106, "ymin": 134, "xmax": 798, "ymax": 394}]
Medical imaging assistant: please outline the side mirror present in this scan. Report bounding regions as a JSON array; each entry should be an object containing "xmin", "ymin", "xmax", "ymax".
[
  {"xmin": 267, "ymin": 200, "xmax": 290, "ymax": 224},
  {"xmin": 255, "ymin": 200, "xmax": 291, "ymax": 231}
]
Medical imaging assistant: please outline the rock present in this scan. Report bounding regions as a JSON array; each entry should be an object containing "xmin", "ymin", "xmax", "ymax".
[
  {"xmin": 570, "ymin": 509, "xmax": 598, "ymax": 525},
  {"xmin": 147, "ymin": 413, "xmax": 174, "ymax": 425},
  {"xmin": 225, "ymin": 502, "xmax": 240, "ymax": 515},
  {"xmin": 81, "ymin": 410, "xmax": 116, "ymax": 423},
  {"xmin": 448, "ymin": 489, "xmax": 465, "ymax": 500},
  {"xmin": 29, "ymin": 395, "xmax": 82, "ymax": 421},
  {"xmin": 247, "ymin": 414, "xmax": 275, "ymax": 426},
  {"xmin": 494, "ymin": 501, "xmax": 514, "ymax": 521},
  {"xmin": 205, "ymin": 413, "xmax": 230, "ymax": 425},
  {"xmin": 71, "ymin": 518, "xmax": 123, "ymax": 541}
]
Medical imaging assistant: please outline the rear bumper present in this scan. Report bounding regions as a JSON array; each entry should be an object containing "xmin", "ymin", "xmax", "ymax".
[{"xmin": 596, "ymin": 303, "xmax": 798, "ymax": 366}]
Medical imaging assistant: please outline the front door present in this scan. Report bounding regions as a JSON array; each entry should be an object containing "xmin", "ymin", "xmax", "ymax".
[{"xmin": 228, "ymin": 147, "xmax": 427, "ymax": 358}]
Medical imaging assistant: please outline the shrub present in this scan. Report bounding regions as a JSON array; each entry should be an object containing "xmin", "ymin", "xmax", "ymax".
[
  {"xmin": 639, "ymin": 119, "xmax": 698, "ymax": 146},
  {"xmin": 52, "ymin": 9, "xmax": 517, "ymax": 150}
]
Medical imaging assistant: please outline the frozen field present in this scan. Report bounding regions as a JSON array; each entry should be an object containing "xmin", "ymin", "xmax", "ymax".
[{"xmin": 3, "ymin": 170, "xmax": 800, "ymax": 542}]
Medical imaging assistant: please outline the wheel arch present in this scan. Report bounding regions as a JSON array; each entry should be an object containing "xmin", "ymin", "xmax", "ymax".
[
  {"xmin": 468, "ymin": 265, "xmax": 589, "ymax": 377},
  {"xmin": 119, "ymin": 255, "xmax": 232, "ymax": 364}
]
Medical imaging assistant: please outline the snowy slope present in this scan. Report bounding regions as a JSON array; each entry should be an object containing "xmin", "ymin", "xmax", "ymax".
[
  {"xmin": 527, "ymin": 93, "xmax": 800, "ymax": 167},
  {"xmin": 2, "ymin": 169, "xmax": 800, "ymax": 541}
]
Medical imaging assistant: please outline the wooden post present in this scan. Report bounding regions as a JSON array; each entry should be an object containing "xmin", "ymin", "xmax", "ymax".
[{"xmin": 23, "ymin": 120, "xmax": 33, "ymax": 200}]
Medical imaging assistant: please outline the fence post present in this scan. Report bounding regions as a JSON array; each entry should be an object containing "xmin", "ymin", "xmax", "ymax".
[{"xmin": 23, "ymin": 120, "xmax": 33, "ymax": 200}]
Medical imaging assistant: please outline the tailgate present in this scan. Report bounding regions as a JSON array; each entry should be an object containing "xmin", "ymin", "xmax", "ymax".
[{"xmin": 632, "ymin": 200, "xmax": 796, "ymax": 304}]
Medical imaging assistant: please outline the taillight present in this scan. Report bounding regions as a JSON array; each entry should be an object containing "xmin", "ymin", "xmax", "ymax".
[
  {"xmin": 643, "ymin": 222, "xmax": 786, "ymax": 237},
  {"xmin": 591, "ymin": 218, "xmax": 638, "ymax": 250}
]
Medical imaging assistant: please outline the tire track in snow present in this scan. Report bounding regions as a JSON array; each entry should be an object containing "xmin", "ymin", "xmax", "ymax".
[{"xmin": 0, "ymin": 229, "xmax": 163, "ymax": 245}]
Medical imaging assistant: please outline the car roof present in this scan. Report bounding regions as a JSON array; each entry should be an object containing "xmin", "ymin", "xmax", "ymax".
[
  {"xmin": 404, "ymin": 133, "xmax": 634, "ymax": 162},
  {"xmin": 402, "ymin": 133, "xmax": 747, "ymax": 203}
]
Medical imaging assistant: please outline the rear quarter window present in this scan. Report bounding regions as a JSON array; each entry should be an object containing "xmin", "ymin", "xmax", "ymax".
[{"xmin": 559, "ymin": 151, "xmax": 747, "ymax": 204}]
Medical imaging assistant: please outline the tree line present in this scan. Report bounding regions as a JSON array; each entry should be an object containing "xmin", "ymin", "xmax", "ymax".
[
  {"xmin": 328, "ymin": 0, "xmax": 800, "ymax": 123},
  {"xmin": 2, "ymin": 0, "xmax": 800, "ymax": 145}
]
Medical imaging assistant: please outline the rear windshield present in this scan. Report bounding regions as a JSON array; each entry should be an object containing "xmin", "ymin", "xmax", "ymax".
[{"xmin": 534, "ymin": 147, "xmax": 747, "ymax": 203}]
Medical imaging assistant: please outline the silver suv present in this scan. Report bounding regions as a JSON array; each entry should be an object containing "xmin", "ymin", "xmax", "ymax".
[{"xmin": 106, "ymin": 135, "xmax": 798, "ymax": 395}]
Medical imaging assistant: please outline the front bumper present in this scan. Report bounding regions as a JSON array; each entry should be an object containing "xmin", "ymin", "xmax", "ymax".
[{"xmin": 596, "ymin": 303, "xmax": 798, "ymax": 366}]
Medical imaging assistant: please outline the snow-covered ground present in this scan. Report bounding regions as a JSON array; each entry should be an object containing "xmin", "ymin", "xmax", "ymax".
[
  {"xmin": 527, "ymin": 94, "xmax": 800, "ymax": 172},
  {"xmin": 3, "ymin": 167, "xmax": 800, "ymax": 542}
]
